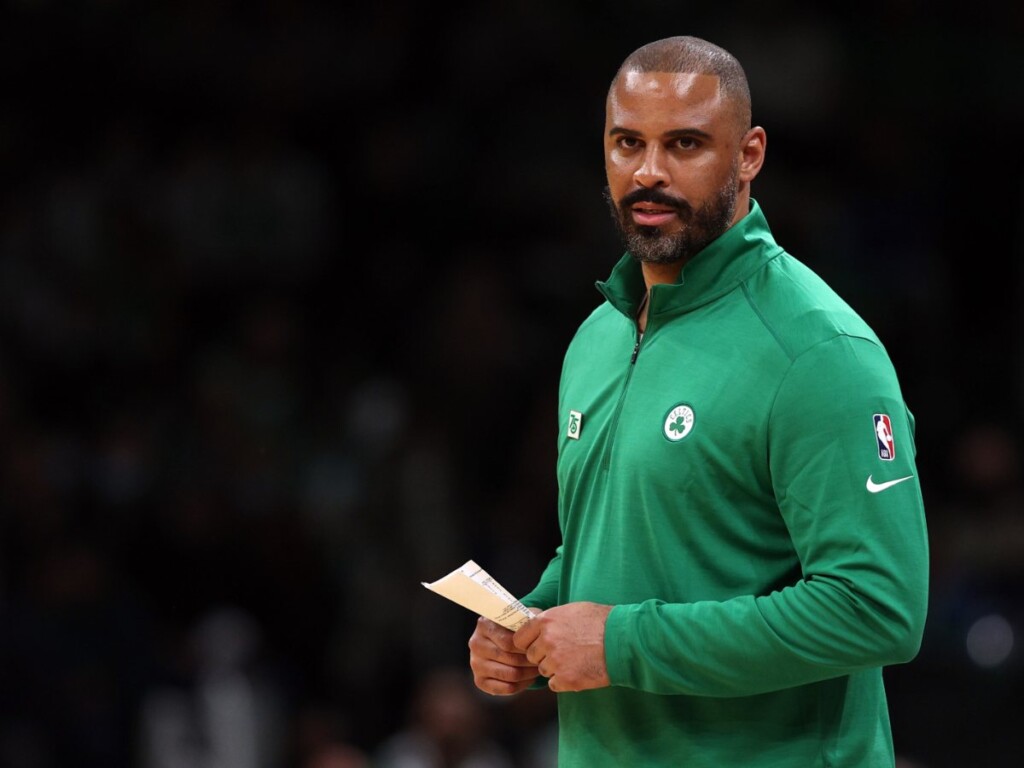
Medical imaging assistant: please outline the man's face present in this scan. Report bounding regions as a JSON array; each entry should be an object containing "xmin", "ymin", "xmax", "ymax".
[{"xmin": 604, "ymin": 71, "xmax": 742, "ymax": 265}]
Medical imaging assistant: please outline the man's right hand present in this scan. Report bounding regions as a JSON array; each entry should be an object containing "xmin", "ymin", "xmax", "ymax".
[{"xmin": 468, "ymin": 616, "xmax": 540, "ymax": 695}]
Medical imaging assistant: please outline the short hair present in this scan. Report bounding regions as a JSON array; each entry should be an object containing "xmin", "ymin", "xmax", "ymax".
[{"xmin": 612, "ymin": 36, "xmax": 752, "ymax": 133}]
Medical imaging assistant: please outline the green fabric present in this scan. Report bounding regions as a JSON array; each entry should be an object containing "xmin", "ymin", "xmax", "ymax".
[{"xmin": 521, "ymin": 200, "xmax": 929, "ymax": 767}]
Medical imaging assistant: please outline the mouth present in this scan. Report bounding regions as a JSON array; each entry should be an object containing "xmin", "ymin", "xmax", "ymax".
[{"xmin": 630, "ymin": 204, "xmax": 678, "ymax": 227}]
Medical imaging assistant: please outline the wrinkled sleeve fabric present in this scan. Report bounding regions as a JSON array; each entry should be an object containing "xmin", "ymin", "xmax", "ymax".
[
  {"xmin": 521, "ymin": 546, "xmax": 563, "ymax": 611},
  {"xmin": 604, "ymin": 334, "xmax": 929, "ymax": 696}
]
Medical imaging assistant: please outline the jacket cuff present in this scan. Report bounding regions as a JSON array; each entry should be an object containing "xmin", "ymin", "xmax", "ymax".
[{"xmin": 604, "ymin": 603, "xmax": 636, "ymax": 687}]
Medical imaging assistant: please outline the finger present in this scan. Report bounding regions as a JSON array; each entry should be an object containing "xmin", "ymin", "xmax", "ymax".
[
  {"xmin": 469, "ymin": 630, "xmax": 535, "ymax": 667},
  {"xmin": 471, "ymin": 658, "xmax": 539, "ymax": 684},
  {"xmin": 471, "ymin": 662, "xmax": 539, "ymax": 696},
  {"xmin": 476, "ymin": 617, "xmax": 520, "ymax": 653},
  {"xmin": 469, "ymin": 640, "xmax": 539, "ymax": 679},
  {"xmin": 470, "ymin": 641, "xmax": 537, "ymax": 668},
  {"xmin": 512, "ymin": 612, "xmax": 544, "ymax": 652},
  {"xmin": 524, "ymin": 643, "xmax": 545, "ymax": 665},
  {"xmin": 475, "ymin": 676, "xmax": 536, "ymax": 696},
  {"xmin": 547, "ymin": 673, "xmax": 579, "ymax": 694}
]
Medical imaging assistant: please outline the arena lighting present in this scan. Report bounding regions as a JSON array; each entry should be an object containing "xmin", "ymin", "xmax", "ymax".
[{"xmin": 965, "ymin": 614, "xmax": 1015, "ymax": 668}]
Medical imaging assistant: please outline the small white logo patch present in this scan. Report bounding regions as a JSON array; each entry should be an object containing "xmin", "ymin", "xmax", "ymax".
[
  {"xmin": 567, "ymin": 410, "xmax": 583, "ymax": 440},
  {"xmin": 663, "ymin": 403, "xmax": 695, "ymax": 441},
  {"xmin": 866, "ymin": 474, "xmax": 913, "ymax": 494}
]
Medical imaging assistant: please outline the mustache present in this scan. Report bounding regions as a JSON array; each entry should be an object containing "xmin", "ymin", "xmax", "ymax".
[{"xmin": 617, "ymin": 187, "xmax": 692, "ymax": 215}]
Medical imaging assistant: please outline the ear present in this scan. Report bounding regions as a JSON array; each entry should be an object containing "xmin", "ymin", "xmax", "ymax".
[{"xmin": 737, "ymin": 126, "xmax": 766, "ymax": 183}]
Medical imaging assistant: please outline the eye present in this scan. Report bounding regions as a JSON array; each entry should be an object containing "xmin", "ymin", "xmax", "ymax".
[
  {"xmin": 616, "ymin": 135, "xmax": 642, "ymax": 150},
  {"xmin": 673, "ymin": 136, "xmax": 700, "ymax": 150}
]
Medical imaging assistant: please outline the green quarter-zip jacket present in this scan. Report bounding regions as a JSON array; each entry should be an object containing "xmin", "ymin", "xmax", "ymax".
[{"xmin": 522, "ymin": 200, "xmax": 929, "ymax": 767}]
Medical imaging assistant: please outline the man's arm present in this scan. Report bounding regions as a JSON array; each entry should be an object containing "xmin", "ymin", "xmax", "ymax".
[
  {"xmin": 520, "ymin": 336, "xmax": 929, "ymax": 697},
  {"xmin": 519, "ymin": 545, "xmax": 563, "ymax": 611},
  {"xmin": 606, "ymin": 335, "xmax": 928, "ymax": 695},
  {"xmin": 469, "ymin": 547, "xmax": 563, "ymax": 695},
  {"xmin": 469, "ymin": 617, "xmax": 540, "ymax": 695}
]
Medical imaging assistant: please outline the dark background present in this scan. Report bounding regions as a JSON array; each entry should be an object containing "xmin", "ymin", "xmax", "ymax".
[{"xmin": 1, "ymin": 1, "xmax": 1022, "ymax": 766}]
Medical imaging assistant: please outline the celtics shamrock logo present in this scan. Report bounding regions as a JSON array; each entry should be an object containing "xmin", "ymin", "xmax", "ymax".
[{"xmin": 663, "ymin": 404, "xmax": 695, "ymax": 442}]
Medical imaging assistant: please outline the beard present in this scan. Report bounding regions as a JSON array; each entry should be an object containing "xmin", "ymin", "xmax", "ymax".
[{"xmin": 604, "ymin": 165, "xmax": 739, "ymax": 266}]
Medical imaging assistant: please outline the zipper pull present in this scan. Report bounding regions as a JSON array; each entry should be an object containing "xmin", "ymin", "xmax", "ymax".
[{"xmin": 631, "ymin": 290, "xmax": 649, "ymax": 365}]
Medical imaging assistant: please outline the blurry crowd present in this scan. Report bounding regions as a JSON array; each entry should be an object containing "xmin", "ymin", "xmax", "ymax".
[{"xmin": 1, "ymin": 1, "xmax": 1023, "ymax": 767}]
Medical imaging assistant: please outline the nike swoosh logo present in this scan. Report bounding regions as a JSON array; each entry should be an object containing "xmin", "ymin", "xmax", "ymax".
[{"xmin": 866, "ymin": 474, "xmax": 914, "ymax": 493}]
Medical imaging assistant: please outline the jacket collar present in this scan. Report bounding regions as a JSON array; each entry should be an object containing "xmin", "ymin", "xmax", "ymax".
[{"xmin": 596, "ymin": 199, "xmax": 784, "ymax": 319}]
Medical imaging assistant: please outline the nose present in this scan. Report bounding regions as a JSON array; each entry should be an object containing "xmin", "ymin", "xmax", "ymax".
[{"xmin": 633, "ymin": 144, "xmax": 669, "ymax": 188}]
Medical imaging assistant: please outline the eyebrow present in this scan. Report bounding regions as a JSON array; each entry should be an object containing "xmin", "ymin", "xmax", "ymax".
[{"xmin": 608, "ymin": 126, "xmax": 714, "ymax": 141}]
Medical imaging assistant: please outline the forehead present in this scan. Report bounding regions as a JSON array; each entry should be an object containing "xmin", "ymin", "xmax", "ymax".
[{"xmin": 606, "ymin": 71, "xmax": 726, "ymax": 131}]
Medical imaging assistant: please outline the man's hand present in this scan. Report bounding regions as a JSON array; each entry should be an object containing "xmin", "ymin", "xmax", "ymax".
[
  {"xmin": 468, "ymin": 617, "xmax": 540, "ymax": 695},
  {"xmin": 513, "ymin": 602, "xmax": 613, "ymax": 693}
]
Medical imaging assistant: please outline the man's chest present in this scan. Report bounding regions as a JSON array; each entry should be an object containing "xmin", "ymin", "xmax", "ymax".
[{"xmin": 557, "ymin": 318, "xmax": 780, "ymax": 493}]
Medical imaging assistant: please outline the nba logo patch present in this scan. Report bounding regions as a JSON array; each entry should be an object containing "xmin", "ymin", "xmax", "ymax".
[{"xmin": 873, "ymin": 414, "xmax": 895, "ymax": 461}]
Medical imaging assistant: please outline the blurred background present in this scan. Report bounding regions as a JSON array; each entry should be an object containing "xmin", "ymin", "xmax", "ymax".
[{"xmin": 1, "ymin": 1, "xmax": 1022, "ymax": 766}]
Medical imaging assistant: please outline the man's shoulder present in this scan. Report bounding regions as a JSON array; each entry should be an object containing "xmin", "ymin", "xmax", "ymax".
[
  {"xmin": 559, "ymin": 299, "xmax": 632, "ymax": 373},
  {"xmin": 743, "ymin": 251, "xmax": 883, "ymax": 362},
  {"xmin": 574, "ymin": 298, "xmax": 626, "ymax": 337}
]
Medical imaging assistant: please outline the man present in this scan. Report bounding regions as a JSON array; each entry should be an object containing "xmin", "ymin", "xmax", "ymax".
[{"xmin": 468, "ymin": 36, "xmax": 928, "ymax": 766}]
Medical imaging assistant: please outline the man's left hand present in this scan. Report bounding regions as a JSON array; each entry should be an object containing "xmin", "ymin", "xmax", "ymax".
[{"xmin": 512, "ymin": 601, "xmax": 613, "ymax": 693}]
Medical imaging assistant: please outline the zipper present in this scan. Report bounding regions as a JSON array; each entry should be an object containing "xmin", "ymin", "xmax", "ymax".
[{"xmin": 601, "ymin": 325, "xmax": 645, "ymax": 471}]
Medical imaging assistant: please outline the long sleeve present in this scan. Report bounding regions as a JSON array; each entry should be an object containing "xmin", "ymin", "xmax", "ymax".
[
  {"xmin": 603, "ymin": 335, "xmax": 929, "ymax": 696},
  {"xmin": 520, "ymin": 546, "xmax": 563, "ymax": 611}
]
